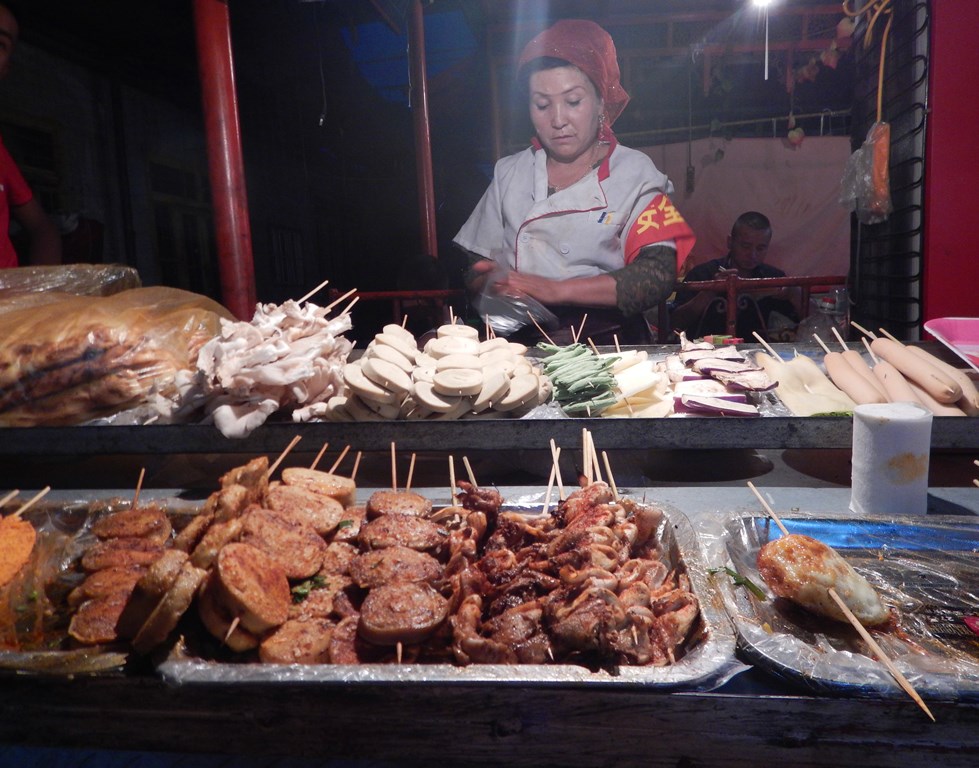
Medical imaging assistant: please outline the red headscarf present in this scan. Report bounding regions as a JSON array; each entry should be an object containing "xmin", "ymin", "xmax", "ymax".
[{"xmin": 517, "ymin": 19, "xmax": 630, "ymax": 127}]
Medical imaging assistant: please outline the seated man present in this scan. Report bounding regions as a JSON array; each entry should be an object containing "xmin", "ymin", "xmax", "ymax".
[{"xmin": 670, "ymin": 211, "xmax": 798, "ymax": 340}]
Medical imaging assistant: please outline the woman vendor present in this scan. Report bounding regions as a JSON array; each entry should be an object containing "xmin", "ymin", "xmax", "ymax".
[{"xmin": 453, "ymin": 19, "xmax": 695, "ymax": 346}]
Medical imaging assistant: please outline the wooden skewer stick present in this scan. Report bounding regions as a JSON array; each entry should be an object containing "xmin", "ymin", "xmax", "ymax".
[
  {"xmin": 297, "ymin": 277, "xmax": 330, "ymax": 305},
  {"xmin": 396, "ymin": 641, "xmax": 404, "ymax": 665},
  {"xmin": 390, "ymin": 442, "xmax": 398, "ymax": 491},
  {"xmin": 350, "ymin": 451, "xmax": 363, "ymax": 482},
  {"xmin": 131, "ymin": 467, "xmax": 146, "ymax": 510},
  {"xmin": 601, "ymin": 450, "xmax": 619, "ymax": 500},
  {"xmin": 309, "ymin": 442, "xmax": 330, "ymax": 470},
  {"xmin": 751, "ymin": 331, "xmax": 779, "ymax": 358},
  {"xmin": 341, "ymin": 294, "xmax": 360, "ymax": 316},
  {"xmin": 405, "ymin": 453, "xmax": 417, "ymax": 492},
  {"xmin": 973, "ymin": 459, "xmax": 979, "ymax": 468},
  {"xmin": 12, "ymin": 486, "xmax": 50, "ymax": 520},
  {"xmin": 549, "ymin": 439, "xmax": 565, "ymax": 500},
  {"xmin": 831, "ymin": 326, "xmax": 850, "ymax": 351},
  {"xmin": 449, "ymin": 306, "xmax": 456, "ymax": 325},
  {"xmin": 0, "ymin": 489, "xmax": 20, "ymax": 509},
  {"xmin": 812, "ymin": 334, "xmax": 832, "ymax": 355},
  {"xmin": 613, "ymin": 334, "xmax": 621, "ymax": 354},
  {"xmin": 746, "ymin": 481, "xmax": 789, "ymax": 536},
  {"xmin": 572, "ymin": 313, "xmax": 588, "ymax": 344},
  {"xmin": 850, "ymin": 321, "xmax": 877, "ymax": 339},
  {"xmin": 402, "ymin": 314, "xmax": 409, "ymax": 329},
  {"xmin": 581, "ymin": 428, "xmax": 591, "ymax": 485},
  {"xmin": 322, "ymin": 287, "xmax": 357, "ymax": 315},
  {"xmin": 223, "ymin": 616, "xmax": 241, "ymax": 646},
  {"xmin": 527, "ymin": 311, "xmax": 556, "ymax": 346},
  {"xmin": 268, "ymin": 435, "xmax": 302, "ymax": 478},
  {"xmin": 328, "ymin": 445, "xmax": 352, "ymax": 475},
  {"xmin": 462, "ymin": 456, "xmax": 478, "ymax": 488},
  {"xmin": 448, "ymin": 455, "xmax": 458, "ymax": 506},
  {"xmin": 862, "ymin": 336, "xmax": 880, "ymax": 364},
  {"xmin": 827, "ymin": 588, "xmax": 935, "ymax": 722},
  {"xmin": 542, "ymin": 459, "xmax": 557, "ymax": 516},
  {"xmin": 973, "ymin": 478, "xmax": 979, "ymax": 489},
  {"xmin": 879, "ymin": 327, "xmax": 901, "ymax": 343}
]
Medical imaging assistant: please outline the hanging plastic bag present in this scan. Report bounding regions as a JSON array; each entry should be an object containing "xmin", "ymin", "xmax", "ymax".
[
  {"xmin": 473, "ymin": 260, "xmax": 558, "ymax": 337},
  {"xmin": 840, "ymin": 121, "xmax": 892, "ymax": 225}
]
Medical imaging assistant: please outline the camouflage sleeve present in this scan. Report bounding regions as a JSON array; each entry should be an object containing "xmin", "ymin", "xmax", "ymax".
[{"xmin": 608, "ymin": 245, "xmax": 678, "ymax": 317}]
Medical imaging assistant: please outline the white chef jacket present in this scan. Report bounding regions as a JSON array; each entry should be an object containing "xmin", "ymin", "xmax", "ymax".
[{"xmin": 453, "ymin": 136, "xmax": 682, "ymax": 280}]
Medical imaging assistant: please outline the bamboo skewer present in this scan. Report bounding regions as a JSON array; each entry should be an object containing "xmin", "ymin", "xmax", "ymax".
[
  {"xmin": 12, "ymin": 486, "xmax": 50, "ymax": 520},
  {"xmin": 587, "ymin": 337, "xmax": 600, "ymax": 356},
  {"xmin": 850, "ymin": 321, "xmax": 877, "ymax": 339},
  {"xmin": 462, "ymin": 456, "xmax": 478, "ymax": 488},
  {"xmin": 751, "ymin": 331, "xmax": 779, "ymax": 358},
  {"xmin": 328, "ymin": 445, "xmax": 352, "ymax": 475},
  {"xmin": 297, "ymin": 277, "xmax": 330, "ymax": 305},
  {"xmin": 572, "ymin": 314, "xmax": 588, "ymax": 344},
  {"xmin": 131, "ymin": 468, "xmax": 146, "ymax": 510},
  {"xmin": 549, "ymin": 439, "xmax": 565, "ymax": 500},
  {"xmin": 613, "ymin": 334, "xmax": 621, "ymax": 354},
  {"xmin": 448, "ymin": 455, "xmax": 458, "ymax": 506},
  {"xmin": 830, "ymin": 326, "xmax": 850, "ymax": 351},
  {"xmin": 542, "ymin": 460, "xmax": 557, "ymax": 516},
  {"xmin": 862, "ymin": 337, "xmax": 879, "ymax": 363},
  {"xmin": 309, "ymin": 442, "xmax": 330, "ymax": 470},
  {"xmin": 747, "ymin": 481, "xmax": 789, "ymax": 536},
  {"xmin": 350, "ymin": 451, "xmax": 363, "ymax": 482},
  {"xmin": 0, "ymin": 489, "xmax": 20, "ymax": 509},
  {"xmin": 405, "ymin": 453, "xmax": 417, "ymax": 492},
  {"xmin": 527, "ymin": 312, "xmax": 556, "ymax": 345},
  {"xmin": 390, "ymin": 442, "xmax": 398, "ymax": 491},
  {"xmin": 827, "ymin": 588, "xmax": 935, "ymax": 722},
  {"xmin": 601, "ymin": 450, "xmax": 618, "ymax": 500},
  {"xmin": 322, "ymin": 287, "xmax": 357, "ymax": 315},
  {"xmin": 223, "ymin": 616, "xmax": 241, "ymax": 645},
  {"xmin": 812, "ymin": 334, "xmax": 833, "ymax": 356},
  {"xmin": 268, "ymin": 435, "xmax": 302, "ymax": 477},
  {"xmin": 879, "ymin": 327, "xmax": 901, "ymax": 343}
]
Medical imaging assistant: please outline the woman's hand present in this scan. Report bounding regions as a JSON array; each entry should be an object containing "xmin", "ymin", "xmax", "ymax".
[{"xmin": 498, "ymin": 270, "xmax": 563, "ymax": 304}]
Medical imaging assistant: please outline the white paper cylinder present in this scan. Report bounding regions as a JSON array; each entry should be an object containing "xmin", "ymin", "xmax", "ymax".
[{"xmin": 850, "ymin": 402, "xmax": 933, "ymax": 516}]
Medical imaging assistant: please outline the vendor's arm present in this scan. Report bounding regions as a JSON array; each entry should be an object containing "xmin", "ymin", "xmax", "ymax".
[
  {"xmin": 497, "ymin": 244, "xmax": 677, "ymax": 315},
  {"xmin": 13, "ymin": 198, "xmax": 61, "ymax": 265}
]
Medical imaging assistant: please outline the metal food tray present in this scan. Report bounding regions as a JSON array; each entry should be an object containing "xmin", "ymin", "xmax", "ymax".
[
  {"xmin": 707, "ymin": 512, "xmax": 979, "ymax": 702},
  {"xmin": 158, "ymin": 495, "xmax": 738, "ymax": 690}
]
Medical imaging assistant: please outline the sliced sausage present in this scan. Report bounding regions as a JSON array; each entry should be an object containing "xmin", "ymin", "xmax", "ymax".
[
  {"xmin": 80, "ymin": 537, "xmax": 166, "ymax": 572},
  {"xmin": 115, "ymin": 549, "xmax": 190, "ymax": 640},
  {"xmin": 266, "ymin": 484, "xmax": 346, "ymax": 536},
  {"xmin": 870, "ymin": 337, "xmax": 962, "ymax": 403},
  {"xmin": 67, "ymin": 565, "xmax": 146, "ymax": 609},
  {"xmin": 91, "ymin": 506, "xmax": 172, "ymax": 544},
  {"xmin": 330, "ymin": 505, "xmax": 366, "ymax": 544},
  {"xmin": 197, "ymin": 572, "xmax": 260, "ymax": 652},
  {"xmin": 357, "ymin": 582, "xmax": 449, "ymax": 646},
  {"xmin": 259, "ymin": 617, "xmax": 335, "ymax": 664},
  {"xmin": 240, "ymin": 506, "xmax": 326, "ymax": 580},
  {"xmin": 288, "ymin": 574, "xmax": 354, "ymax": 621},
  {"xmin": 358, "ymin": 514, "xmax": 446, "ymax": 552},
  {"xmin": 348, "ymin": 546, "xmax": 442, "ymax": 590},
  {"xmin": 172, "ymin": 511, "xmax": 215, "ymax": 553},
  {"xmin": 366, "ymin": 490, "xmax": 433, "ymax": 519},
  {"xmin": 281, "ymin": 467, "xmax": 356, "ymax": 507},
  {"xmin": 213, "ymin": 542, "xmax": 290, "ymax": 635},
  {"xmin": 68, "ymin": 593, "xmax": 130, "ymax": 645},
  {"xmin": 319, "ymin": 541, "xmax": 360, "ymax": 576}
]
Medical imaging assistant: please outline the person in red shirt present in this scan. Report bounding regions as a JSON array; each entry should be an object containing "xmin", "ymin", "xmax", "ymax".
[{"xmin": 0, "ymin": 1, "xmax": 60, "ymax": 268}]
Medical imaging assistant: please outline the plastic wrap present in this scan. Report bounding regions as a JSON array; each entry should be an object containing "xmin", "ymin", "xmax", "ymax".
[
  {"xmin": 839, "ymin": 121, "xmax": 892, "ymax": 225},
  {"xmin": 0, "ymin": 264, "xmax": 141, "ymax": 312},
  {"xmin": 474, "ymin": 261, "xmax": 558, "ymax": 337},
  {"xmin": 700, "ymin": 510, "xmax": 979, "ymax": 702},
  {"xmin": 0, "ymin": 287, "xmax": 232, "ymax": 427}
]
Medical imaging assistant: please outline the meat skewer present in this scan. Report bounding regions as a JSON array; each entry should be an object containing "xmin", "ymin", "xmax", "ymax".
[{"xmin": 748, "ymin": 484, "xmax": 933, "ymax": 720}]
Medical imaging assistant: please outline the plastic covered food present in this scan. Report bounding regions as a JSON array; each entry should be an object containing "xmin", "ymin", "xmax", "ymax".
[
  {"xmin": 0, "ymin": 286, "xmax": 232, "ymax": 427},
  {"xmin": 701, "ymin": 511, "xmax": 979, "ymax": 702},
  {"xmin": 0, "ymin": 264, "xmax": 142, "ymax": 311}
]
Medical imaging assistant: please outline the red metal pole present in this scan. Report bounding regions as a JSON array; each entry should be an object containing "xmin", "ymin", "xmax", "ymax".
[
  {"xmin": 193, "ymin": 0, "xmax": 257, "ymax": 319},
  {"xmin": 409, "ymin": 0, "xmax": 438, "ymax": 259}
]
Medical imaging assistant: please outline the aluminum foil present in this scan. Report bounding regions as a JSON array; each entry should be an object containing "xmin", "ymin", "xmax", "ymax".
[
  {"xmin": 699, "ymin": 510, "xmax": 979, "ymax": 702},
  {"xmin": 159, "ymin": 493, "xmax": 742, "ymax": 690}
]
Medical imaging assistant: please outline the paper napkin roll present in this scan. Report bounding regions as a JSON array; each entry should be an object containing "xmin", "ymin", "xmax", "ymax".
[{"xmin": 850, "ymin": 402, "xmax": 933, "ymax": 516}]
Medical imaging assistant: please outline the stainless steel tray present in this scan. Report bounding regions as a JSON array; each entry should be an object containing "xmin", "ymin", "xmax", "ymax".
[
  {"xmin": 158, "ymin": 495, "xmax": 739, "ymax": 690},
  {"xmin": 705, "ymin": 512, "xmax": 979, "ymax": 702}
]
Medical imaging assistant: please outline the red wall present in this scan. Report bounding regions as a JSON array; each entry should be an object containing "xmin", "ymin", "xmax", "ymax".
[{"xmin": 923, "ymin": 0, "xmax": 979, "ymax": 321}]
